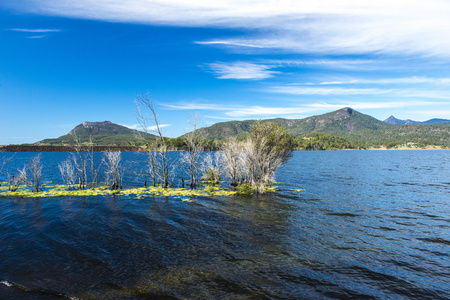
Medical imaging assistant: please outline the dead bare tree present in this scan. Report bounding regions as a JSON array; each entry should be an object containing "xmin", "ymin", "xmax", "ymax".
[
  {"xmin": 70, "ymin": 133, "xmax": 89, "ymax": 190},
  {"xmin": 27, "ymin": 153, "xmax": 43, "ymax": 192},
  {"xmin": 6, "ymin": 154, "xmax": 43, "ymax": 193},
  {"xmin": 87, "ymin": 136, "xmax": 100, "ymax": 187},
  {"xmin": 201, "ymin": 152, "xmax": 221, "ymax": 184},
  {"xmin": 7, "ymin": 167, "xmax": 27, "ymax": 192},
  {"xmin": 135, "ymin": 92, "xmax": 171, "ymax": 188},
  {"xmin": 220, "ymin": 137, "xmax": 245, "ymax": 186},
  {"xmin": 59, "ymin": 157, "xmax": 76, "ymax": 187},
  {"xmin": 103, "ymin": 151, "xmax": 123, "ymax": 190},
  {"xmin": 70, "ymin": 135, "xmax": 101, "ymax": 189},
  {"xmin": 0, "ymin": 154, "xmax": 14, "ymax": 184},
  {"xmin": 181, "ymin": 111, "xmax": 204, "ymax": 187}
]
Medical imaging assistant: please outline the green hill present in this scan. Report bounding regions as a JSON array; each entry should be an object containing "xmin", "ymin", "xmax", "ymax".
[
  {"xmin": 190, "ymin": 108, "xmax": 450, "ymax": 148},
  {"xmin": 330, "ymin": 124, "xmax": 450, "ymax": 148},
  {"xmin": 195, "ymin": 108, "xmax": 390, "ymax": 140},
  {"xmin": 37, "ymin": 121, "xmax": 156, "ymax": 146}
]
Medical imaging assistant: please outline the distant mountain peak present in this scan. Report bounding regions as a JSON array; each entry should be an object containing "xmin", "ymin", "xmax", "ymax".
[
  {"xmin": 384, "ymin": 115, "xmax": 405, "ymax": 125},
  {"xmin": 81, "ymin": 120, "xmax": 112, "ymax": 126},
  {"xmin": 342, "ymin": 107, "xmax": 353, "ymax": 114},
  {"xmin": 70, "ymin": 121, "xmax": 116, "ymax": 135},
  {"xmin": 334, "ymin": 107, "xmax": 355, "ymax": 120},
  {"xmin": 39, "ymin": 121, "xmax": 156, "ymax": 146},
  {"xmin": 384, "ymin": 116, "xmax": 450, "ymax": 125}
]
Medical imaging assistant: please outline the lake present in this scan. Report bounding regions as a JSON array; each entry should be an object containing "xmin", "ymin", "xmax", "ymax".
[{"xmin": 0, "ymin": 150, "xmax": 449, "ymax": 299}]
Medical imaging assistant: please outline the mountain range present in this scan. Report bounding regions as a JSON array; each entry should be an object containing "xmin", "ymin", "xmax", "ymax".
[
  {"xmin": 35, "ymin": 108, "xmax": 450, "ymax": 148},
  {"xmin": 384, "ymin": 116, "xmax": 450, "ymax": 125},
  {"xmin": 196, "ymin": 107, "xmax": 390, "ymax": 140}
]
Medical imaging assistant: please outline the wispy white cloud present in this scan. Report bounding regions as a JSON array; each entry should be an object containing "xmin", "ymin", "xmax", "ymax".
[
  {"xmin": 164, "ymin": 103, "xmax": 231, "ymax": 111},
  {"xmin": 262, "ymin": 59, "xmax": 388, "ymax": 70},
  {"xmin": 223, "ymin": 106, "xmax": 314, "ymax": 118},
  {"xmin": 164, "ymin": 102, "xmax": 316, "ymax": 117},
  {"xmin": 26, "ymin": 35, "xmax": 46, "ymax": 39},
  {"xmin": 268, "ymin": 86, "xmax": 393, "ymax": 96},
  {"xmin": 307, "ymin": 101, "xmax": 446, "ymax": 110},
  {"xmin": 7, "ymin": 28, "xmax": 61, "ymax": 39},
  {"xmin": 195, "ymin": 40, "xmax": 267, "ymax": 49},
  {"xmin": 207, "ymin": 61, "xmax": 279, "ymax": 80},
  {"xmin": 163, "ymin": 99, "xmax": 445, "ymax": 119},
  {"xmin": 7, "ymin": 28, "xmax": 61, "ymax": 33},
  {"xmin": 319, "ymin": 77, "xmax": 450, "ymax": 85},
  {"xmin": 10, "ymin": 0, "xmax": 450, "ymax": 57},
  {"xmin": 205, "ymin": 58, "xmax": 390, "ymax": 81},
  {"xmin": 6, "ymin": 136, "xmax": 37, "ymax": 139},
  {"xmin": 267, "ymin": 84, "xmax": 450, "ymax": 99},
  {"xmin": 123, "ymin": 123, "xmax": 170, "ymax": 131},
  {"xmin": 405, "ymin": 109, "xmax": 450, "ymax": 118}
]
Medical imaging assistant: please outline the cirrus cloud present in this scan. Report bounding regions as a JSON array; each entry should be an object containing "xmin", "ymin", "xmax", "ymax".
[
  {"xmin": 207, "ymin": 61, "xmax": 279, "ymax": 80},
  {"xmin": 5, "ymin": 0, "xmax": 450, "ymax": 57}
]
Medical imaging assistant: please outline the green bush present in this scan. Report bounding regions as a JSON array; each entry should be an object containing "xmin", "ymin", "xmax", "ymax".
[
  {"xmin": 236, "ymin": 183, "xmax": 254, "ymax": 195},
  {"xmin": 201, "ymin": 168, "xmax": 220, "ymax": 184}
]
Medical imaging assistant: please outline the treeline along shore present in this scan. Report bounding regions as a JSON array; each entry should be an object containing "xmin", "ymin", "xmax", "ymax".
[{"xmin": 0, "ymin": 145, "xmax": 141, "ymax": 152}]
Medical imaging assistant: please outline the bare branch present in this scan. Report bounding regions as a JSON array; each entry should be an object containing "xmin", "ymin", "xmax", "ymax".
[
  {"xmin": 135, "ymin": 92, "xmax": 171, "ymax": 188},
  {"xmin": 103, "ymin": 151, "xmax": 123, "ymax": 190},
  {"xmin": 27, "ymin": 153, "xmax": 43, "ymax": 192}
]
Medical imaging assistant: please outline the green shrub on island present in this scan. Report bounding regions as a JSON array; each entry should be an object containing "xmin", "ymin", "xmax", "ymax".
[
  {"xmin": 201, "ymin": 168, "xmax": 220, "ymax": 184},
  {"xmin": 236, "ymin": 184, "xmax": 254, "ymax": 195}
]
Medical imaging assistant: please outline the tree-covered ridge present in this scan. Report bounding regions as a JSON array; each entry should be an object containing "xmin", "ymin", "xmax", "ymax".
[
  {"xmin": 189, "ymin": 108, "xmax": 449, "ymax": 148},
  {"xmin": 296, "ymin": 133, "xmax": 362, "ymax": 150},
  {"xmin": 287, "ymin": 107, "xmax": 390, "ymax": 136},
  {"xmin": 331, "ymin": 124, "xmax": 450, "ymax": 148},
  {"xmin": 193, "ymin": 108, "xmax": 391, "ymax": 140},
  {"xmin": 196, "ymin": 120, "xmax": 257, "ymax": 140}
]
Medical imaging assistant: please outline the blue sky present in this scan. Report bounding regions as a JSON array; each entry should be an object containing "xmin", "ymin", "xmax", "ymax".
[{"xmin": 1, "ymin": 0, "xmax": 450, "ymax": 144}]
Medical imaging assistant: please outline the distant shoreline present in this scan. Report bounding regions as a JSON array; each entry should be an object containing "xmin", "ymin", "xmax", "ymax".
[
  {"xmin": 0, "ymin": 144, "xmax": 447, "ymax": 152},
  {"xmin": 0, "ymin": 145, "xmax": 141, "ymax": 152}
]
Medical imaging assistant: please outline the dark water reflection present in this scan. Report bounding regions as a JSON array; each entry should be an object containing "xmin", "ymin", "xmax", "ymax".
[{"xmin": 0, "ymin": 150, "xmax": 449, "ymax": 299}]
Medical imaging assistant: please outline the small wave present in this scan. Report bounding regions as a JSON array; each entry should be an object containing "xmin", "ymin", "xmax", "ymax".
[
  {"xmin": 0, "ymin": 280, "xmax": 13, "ymax": 287},
  {"xmin": 378, "ymin": 226, "xmax": 397, "ymax": 231},
  {"xmin": 326, "ymin": 212, "xmax": 361, "ymax": 217},
  {"xmin": 417, "ymin": 237, "xmax": 450, "ymax": 246},
  {"xmin": 0, "ymin": 279, "xmax": 78, "ymax": 299}
]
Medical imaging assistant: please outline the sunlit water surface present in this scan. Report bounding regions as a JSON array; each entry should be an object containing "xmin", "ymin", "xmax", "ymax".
[{"xmin": 0, "ymin": 150, "xmax": 449, "ymax": 299}]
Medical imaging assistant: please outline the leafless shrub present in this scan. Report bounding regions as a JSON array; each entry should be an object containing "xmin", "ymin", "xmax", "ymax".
[
  {"xmin": 7, "ymin": 167, "xmax": 27, "ymax": 192},
  {"xmin": 59, "ymin": 158, "xmax": 76, "ymax": 186},
  {"xmin": 88, "ymin": 136, "xmax": 99, "ymax": 187},
  {"xmin": 70, "ymin": 133, "xmax": 89, "ymax": 189},
  {"xmin": 220, "ymin": 138, "xmax": 245, "ymax": 186},
  {"xmin": 103, "ymin": 151, "xmax": 123, "ymax": 189},
  {"xmin": 27, "ymin": 154, "xmax": 43, "ymax": 192},
  {"xmin": 201, "ymin": 152, "xmax": 221, "ymax": 184},
  {"xmin": 0, "ymin": 154, "xmax": 14, "ymax": 184},
  {"xmin": 135, "ymin": 92, "xmax": 171, "ymax": 187},
  {"xmin": 181, "ymin": 111, "xmax": 205, "ymax": 187}
]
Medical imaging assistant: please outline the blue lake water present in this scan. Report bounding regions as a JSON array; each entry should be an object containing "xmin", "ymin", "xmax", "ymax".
[{"xmin": 0, "ymin": 150, "xmax": 449, "ymax": 299}]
